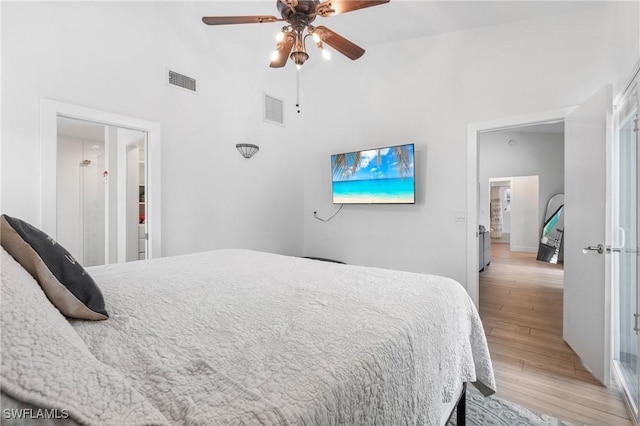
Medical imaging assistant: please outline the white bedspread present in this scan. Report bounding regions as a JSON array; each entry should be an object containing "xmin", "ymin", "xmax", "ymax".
[{"xmin": 2, "ymin": 248, "xmax": 495, "ymax": 425}]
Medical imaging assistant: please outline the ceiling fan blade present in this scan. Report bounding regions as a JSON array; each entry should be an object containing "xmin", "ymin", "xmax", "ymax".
[
  {"xmin": 202, "ymin": 15, "xmax": 282, "ymax": 25},
  {"xmin": 278, "ymin": 0, "xmax": 298, "ymax": 13},
  {"xmin": 314, "ymin": 26, "xmax": 365, "ymax": 60},
  {"xmin": 316, "ymin": 0, "xmax": 389, "ymax": 17},
  {"xmin": 270, "ymin": 34, "xmax": 295, "ymax": 68}
]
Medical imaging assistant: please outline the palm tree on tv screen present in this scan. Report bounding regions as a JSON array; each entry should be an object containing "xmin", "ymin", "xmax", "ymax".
[{"xmin": 332, "ymin": 145, "xmax": 412, "ymax": 180}]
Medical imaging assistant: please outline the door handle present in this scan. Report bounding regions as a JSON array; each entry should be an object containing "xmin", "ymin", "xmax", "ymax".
[{"xmin": 582, "ymin": 244, "xmax": 603, "ymax": 254}]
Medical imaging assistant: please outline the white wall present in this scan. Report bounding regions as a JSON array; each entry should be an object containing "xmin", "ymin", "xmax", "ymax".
[
  {"xmin": 479, "ymin": 131, "xmax": 565, "ymax": 236},
  {"xmin": 2, "ymin": 2, "xmax": 637, "ymax": 289},
  {"xmin": 510, "ymin": 175, "xmax": 540, "ymax": 253},
  {"xmin": 1, "ymin": 2, "xmax": 305, "ymax": 257},
  {"xmin": 604, "ymin": 0, "xmax": 640, "ymax": 98},
  {"xmin": 301, "ymin": 6, "xmax": 627, "ymax": 285}
]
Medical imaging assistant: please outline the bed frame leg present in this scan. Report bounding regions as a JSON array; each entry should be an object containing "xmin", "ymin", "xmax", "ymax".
[{"xmin": 456, "ymin": 383, "xmax": 466, "ymax": 426}]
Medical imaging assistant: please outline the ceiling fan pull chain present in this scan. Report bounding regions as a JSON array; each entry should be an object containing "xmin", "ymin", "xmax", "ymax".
[{"xmin": 296, "ymin": 68, "xmax": 301, "ymax": 114}]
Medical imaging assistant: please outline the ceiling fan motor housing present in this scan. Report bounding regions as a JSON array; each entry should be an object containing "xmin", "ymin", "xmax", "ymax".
[
  {"xmin": 277, "ymin": 0, "xmax": 320, "ymax": 23},
  {"xmin": 277, "ymin": 0, "xmax": 320, "ymax": 67}
]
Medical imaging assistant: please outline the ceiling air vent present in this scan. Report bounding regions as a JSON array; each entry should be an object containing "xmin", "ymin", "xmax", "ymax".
[
  {"xmin": 168, "ymin": 70, "xmax": 197, "ymax": 93},
  {"xmin": 264, "ymin": 94, "xmax": 284, "ymax": 126}
]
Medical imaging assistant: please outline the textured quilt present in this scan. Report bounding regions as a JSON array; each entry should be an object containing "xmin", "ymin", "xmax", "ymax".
[{"xmin": 1, "ymin": 248, "xmax": 495, "ymax": 425}]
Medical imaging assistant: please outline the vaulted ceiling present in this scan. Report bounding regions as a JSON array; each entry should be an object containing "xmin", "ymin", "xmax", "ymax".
[{"xmin": 196, "ymin": 1, "xmax": 603, "ymax": 49}]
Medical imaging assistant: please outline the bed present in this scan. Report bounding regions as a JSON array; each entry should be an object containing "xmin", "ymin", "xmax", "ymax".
[{"xmin": 0, "ymin": 217, "xmax": 495, "ymax": 425}]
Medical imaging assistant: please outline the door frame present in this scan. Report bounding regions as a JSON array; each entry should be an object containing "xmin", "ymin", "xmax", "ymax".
[
  {"xmin": 487, "ymin": 175, "xmax": 540, "ymax": 253},
  {"xmin": 466, "ymin": 107, "xmax": 574, "ymax": 306},
  {"xmin": 39, "ymin": 99, "xmax": 162, "ymax": 260}
]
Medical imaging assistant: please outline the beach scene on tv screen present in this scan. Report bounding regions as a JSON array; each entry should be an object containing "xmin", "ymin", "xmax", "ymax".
[{"xmin": 331, "ymin": 144, "xmax": 415, "ymax": 204}]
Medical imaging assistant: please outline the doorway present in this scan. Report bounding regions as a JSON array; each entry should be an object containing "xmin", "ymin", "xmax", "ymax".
[
  {"xmin": 56, "ymin": 117, "xmax": 147, "ymax": 266},
  {"xmin": 466, "ymin": 107, "xmax": 571, "ymax": 305},
  {"xmin": 469, "ymin": 85, "xmax": 631, "ymax": 400},
  {"xmin": 39, "ymin": 99, "xmax": 162, "ymax": 261},
  {"xmin": 489, "ymin": 179, "xmax": 511, "ymax": 244},
  {"xmin": 476, "ymin": 119, "xmax": 563, "ymax": 263},
  {"xmin": 486, "ymin": 175, "xmax": 543, "ymax": 254}
]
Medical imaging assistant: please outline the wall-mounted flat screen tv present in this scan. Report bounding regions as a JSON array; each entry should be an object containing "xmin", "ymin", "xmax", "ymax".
[{"xmin": 331, "ymin": 143, "xmax": 415, "ymax": 204}]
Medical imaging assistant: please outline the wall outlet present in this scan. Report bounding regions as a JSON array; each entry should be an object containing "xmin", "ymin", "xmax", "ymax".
[{"xmin": 455, "ymin": 210, "xmax": 467, "ymax": 222}]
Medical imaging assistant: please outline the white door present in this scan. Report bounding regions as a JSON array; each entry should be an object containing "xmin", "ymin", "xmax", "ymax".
[{"xmin": 564, "ymin": 85, "xmax": 613, "ymax": 385}]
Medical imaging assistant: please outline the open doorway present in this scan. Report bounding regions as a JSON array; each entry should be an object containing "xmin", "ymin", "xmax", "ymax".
[
  {"xmin": 476, "ymin": 125, "xmax": 566, "ymax": 390},
  {"xmin": 39, "ymin": 99, "xmax": 162, "ymax": 262},
  {"xmin": 478, "ymin": 122, "xmax": 564, "ymax": 258},
  {"xmin": 56, "ymin": 116, "xmax": 148, "ymax": 266},
  {"xmin": 465, "ymin": 107, "xmax": 571, "ymax": 306},
  {"xmin": 465, "ymin": 97, "xmax": 632, "ymax": 425},
  {"xmin": 489, "ymin": 179, "xmax": 511, "ymax": 244},
  {"xmin": 485, "ymin": 175, "xmax": 542, "ymax": 253}
]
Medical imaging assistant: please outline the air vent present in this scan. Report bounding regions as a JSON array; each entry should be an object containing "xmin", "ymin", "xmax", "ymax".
[
  {"xmin": 264, "ymin": 94, "xmax": 284, "ymax": 126},
  {"xmin": 168, "ymin": 70, "xmax": 197, "ymax": 93}
]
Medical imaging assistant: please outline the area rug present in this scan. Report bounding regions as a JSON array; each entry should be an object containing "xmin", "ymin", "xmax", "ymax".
[{"xmin": 449, "ymin": 385, "xmax": 577, "ymax": 426}]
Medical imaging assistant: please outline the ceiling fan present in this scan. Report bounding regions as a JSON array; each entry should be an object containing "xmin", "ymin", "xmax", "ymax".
[{"xmin": 202, "ymin": 0, "xmax": 390, "ymax": 69}]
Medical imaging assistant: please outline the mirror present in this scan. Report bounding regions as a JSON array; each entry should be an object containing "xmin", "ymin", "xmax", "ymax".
[
  {"xmin": 56, "ymin": 117, "xmax": 147, "ymax": 266},
  {"xmin": 536, "ymin": 193, "xmax": 564, "ymax": 263}
]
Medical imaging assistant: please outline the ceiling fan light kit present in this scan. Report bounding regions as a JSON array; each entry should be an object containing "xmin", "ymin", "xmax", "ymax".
[{"xmin": 202, "ymin": 0, "xmax": 390, "ymax": 69}]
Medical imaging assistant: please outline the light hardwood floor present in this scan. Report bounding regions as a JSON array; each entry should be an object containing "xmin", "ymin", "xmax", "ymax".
[{"xmin": 479, "ymin": 243, "xmax": 634, "ymax": 426}]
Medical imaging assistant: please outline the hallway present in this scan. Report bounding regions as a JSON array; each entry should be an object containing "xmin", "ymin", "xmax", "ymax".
[{"xmin": 479, "ymin": 243, "xmax": 632, "ymax": 425}]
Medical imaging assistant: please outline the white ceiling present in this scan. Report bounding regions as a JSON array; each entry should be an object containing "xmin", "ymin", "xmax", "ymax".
[
  {"xmin": 198, "ymin": 1, "xmax": 603, "ymax": 48},
  {"xmin": 57, "ymin": 117, "xmax": 106, "ymax": 141},
  {"xmin": 57, "ymin": 1, "xmax": 594, "ymax": 141}
]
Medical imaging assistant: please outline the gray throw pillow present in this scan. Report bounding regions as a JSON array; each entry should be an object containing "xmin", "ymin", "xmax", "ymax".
[{"xmin": 1, "ymin": 214, "xmax": 108, "ymax": 320}]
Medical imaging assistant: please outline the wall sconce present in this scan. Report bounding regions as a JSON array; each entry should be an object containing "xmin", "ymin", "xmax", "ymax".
[{"xmin": 236, "ymin": 143, "xmax": 259, "ymax": 159}]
